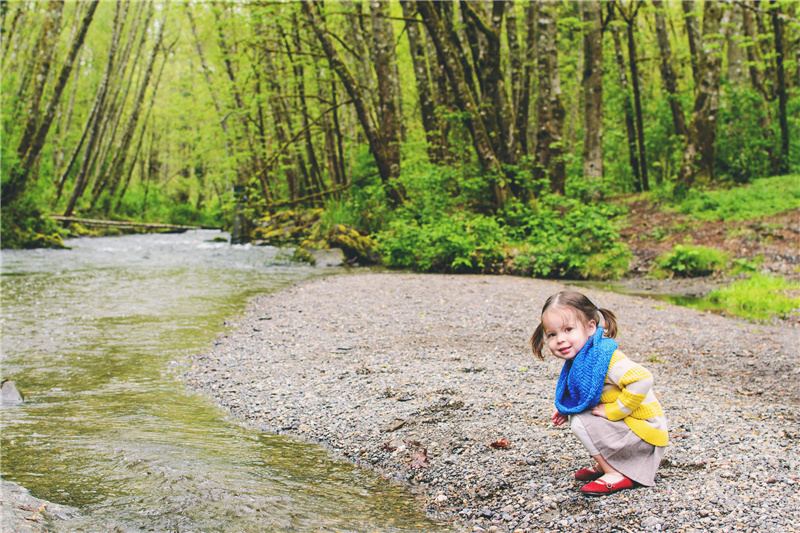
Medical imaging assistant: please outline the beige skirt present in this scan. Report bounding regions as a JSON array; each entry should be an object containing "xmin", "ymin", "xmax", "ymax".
[{"xmin": 574, "ymin": 412, "xmax": 666, "ymax": 487}]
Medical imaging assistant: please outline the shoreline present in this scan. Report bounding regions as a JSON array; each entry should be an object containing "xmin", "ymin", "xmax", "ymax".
[{"xmin": 185, "ymin": 272, "xmax": 799, "ymax": 532}]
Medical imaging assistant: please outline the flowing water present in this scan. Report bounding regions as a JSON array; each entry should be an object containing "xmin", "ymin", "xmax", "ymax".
[{"xmin": 0, "ymin": 231, "xmax": 447, "ymax": 532}]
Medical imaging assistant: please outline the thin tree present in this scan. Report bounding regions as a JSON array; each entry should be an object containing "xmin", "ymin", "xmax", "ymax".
[
  {"xmin": 616, "ymin": 1, "xmax": 648, "ymax": 191},
  {"xmin": 652, "ymin": 0, "xmax": 688, "ymax": 142},
  {"xmin": 677, "ymin": 0, "xmax": 729, "ymax": 191},
  {"xmin": 534, "ymin": 0, "xmax": 566, "ymax": 195},
  {"xmin": 581, "ymin": 0, "xmax": 604, "ymax": 183},
  {"xmin": 610, "ymin": 18, "xmax": 641, "ymax": 191},
  {"xmin": 301, "ymin": 1, "xmax": 405, "ymax": 205},
  {"xmin": 4, "ymin": 0, "xmax": 98, "ymax": 208},
  {"xmin": 416, "ymin": 0, "xmax": 507, "ymax": 207}
]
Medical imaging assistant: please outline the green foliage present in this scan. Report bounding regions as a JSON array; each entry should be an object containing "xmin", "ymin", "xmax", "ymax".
[
  {"xmin": 378, "ymin": 211, "xmax": 506, "ymax": 273},
  {"xmin": 651, "ymin": 244, "xmax": 729, "ymax": 278},
  {"xmin": 676, "ymin": 175, "xmax": 800, "ymax": 221},
  {"xmin": 708, "ymin": 274, "xmax": 800, "ymax": 322},
  {"xmin": 0, "ymin": 194, "xmax": 69, "ymax": 249},
  {"xmin": 715, "ymin": 83, "xmax": 777, "ymax": 183},
  {"xmin": 507, "ymin": 197, "xmax": 629, "ymax": 279},
  {"xmin": 375, "ymin": 162, "xmax": 630, "ymax": 279}
]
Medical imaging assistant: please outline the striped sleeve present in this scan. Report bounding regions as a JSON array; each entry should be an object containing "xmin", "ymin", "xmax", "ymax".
[{"xmin": 603, "ymin": 352, "xmax": 654, "ymax": 422}]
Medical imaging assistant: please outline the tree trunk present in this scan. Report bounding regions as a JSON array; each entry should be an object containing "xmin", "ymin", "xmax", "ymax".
[
  {"xmin": 581, "ymin": 0, "xmax": 604, "ymax": 182},
  {"xmin": 215, "ymin": 3, "xmax": 269, "ymax": 200},
  {"xmin": 652, "ymin": 0, "xmax": 688, "ymax": 141},
  {"xmin": 611, "ymin": 21, "xmax": 641, "ymax": 191},
  {"xmin": 400, "ymin": 0, "xmax": 444, "ymax": 163},
  {"xmin": 726, "ymin": 5, "xmax": 745, "ymax": 84},
  {"xmin": 682, "ymin": 0, "xmax": 700, "ymax": 85},
  {"xmin": 292, "ymin": 13, "xmax": 324, "ymax": 198},
  {"xmin": 677, "ymin": 0, "xmax": 728, "ymax": 192},
  {"xmin": 534, "ymin": 1, "xmax": 566, "ymax": 195},
  {"xmin": 625, "ymin": 6, "xmax": 648, "ymax": 191},
  {"xmin": 370, "ymin": 0, "xmax": 402, "ymax": 180},
  {"xmin": 516, "ymin": 1, "xmax": 537, "ymax": 156},
  {"xmin": 263, "ymin": 49, "xmax": 300, "ymax": 202},
  {"xmin": 506, "ymin": 2, "xmax": 523, "ymax": 136},
  {"xmin": 741, "ymin": 4, "xmax": 768, "ymax": 98},
  {"xmin": 15, "ymin": 1, "xmax": 63, "ymax": 165},
  {"xmin": 771, "ymin": 0, "xmax": 789, "ymax": 174},
  {"xmin": 417, "ymin": 0, "xmax": 507, "ymax": 206},
  {"xmin": 301, "ymin": 1, "xmax": 404, "ymax": 205},
  {"xmin": 63, "ymin": 1, "xmax": 125, "ymax": 217},
  {"xmin": 99, "ymin": 6, "xmax": 168, "ymax": 211},
  {"xmin": 4, "ymin": 0, "xmax": 98, "ymax": 208}
]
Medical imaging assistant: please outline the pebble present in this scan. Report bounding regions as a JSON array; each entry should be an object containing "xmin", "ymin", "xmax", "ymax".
[{"xmin": 185, "ymin": 273, "xmax": 800, "ymax": 532}]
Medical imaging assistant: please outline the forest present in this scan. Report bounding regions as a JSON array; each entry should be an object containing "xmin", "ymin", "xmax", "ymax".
[{"xmin": 2, "ymin": 0, "xmax": 798, "ymax": 282}]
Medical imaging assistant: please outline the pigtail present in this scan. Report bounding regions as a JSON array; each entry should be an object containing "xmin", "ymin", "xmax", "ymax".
[
  {"xmin": 530, "ymin": 322, "xmax": 546, "ymax": 360},
  {"xmin": 598, "ymin": 307, "xmax": 618, "ymax": 338}
]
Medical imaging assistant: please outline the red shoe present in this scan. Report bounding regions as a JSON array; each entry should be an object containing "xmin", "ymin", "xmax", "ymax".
[
  {"xmin": 581, "ymin": 476, "xmax": 634, "ymax": 496},
  {"xmin": 574, "ymin": 466, "xmax": 603, "ymax": 481}
]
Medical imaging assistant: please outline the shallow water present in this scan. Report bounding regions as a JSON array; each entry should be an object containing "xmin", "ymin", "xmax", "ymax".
[{"xmin": 1, "ymin": 231, "xmax": 447, "ymax": 532}]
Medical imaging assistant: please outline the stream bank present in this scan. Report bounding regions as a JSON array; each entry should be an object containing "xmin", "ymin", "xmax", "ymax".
[{"xmin": 185, "ymin": 272, "xmax": 799, "ymax": 533}]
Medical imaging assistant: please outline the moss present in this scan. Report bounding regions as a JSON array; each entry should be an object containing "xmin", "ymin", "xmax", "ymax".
[{"xmin": 326, "ymin": 224, "xmax": 378, "ymax": 264}]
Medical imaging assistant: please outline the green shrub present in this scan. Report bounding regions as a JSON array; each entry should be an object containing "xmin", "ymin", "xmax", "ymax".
[
  {"xmin": 651, "ymin": 244, "xmax": 729, "ymax": 278},
  {"xmin": 508, "ymin": 196, "xmax": 629, "ymax": 279},
  {"xmin": 709, "ymin": 274, "xmax": 800, "ymax": 322},
  {"xmin": 677, "ymin": 175, "xmax": 800, "ymax": 221},
  {"xmin": 377, "ymin": 212, "xmax": 506, "ymax": 273}
]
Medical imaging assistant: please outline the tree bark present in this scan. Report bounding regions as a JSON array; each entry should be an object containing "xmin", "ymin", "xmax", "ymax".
[
  {"xmin": 771, "ymin": 0, "xmax": 789, "ymax": 174},
  {"xmin": 400, "ymin": 0, "xmax": 444, "ymax": 163},
  {"xmin": 370, "ymin": 0, "xmax": 402, "ymax": 180},
  {"xmin": 682, "ymin": 0, "xmax": 701, "ymax": 85},
  {"xmin": 215, "ymin": 2, "xmax": 269, "ymax": 200},
  {"xmin": 4, "ymin": 1, "xmax": 99, "ymax": 208},
  {"xmin": 581, "ymin": 0, "xmax": 604, "ymax": 182},
  {"xmin": 677, "ymin": 0, "xmax": 728, "ymax": 191},
  {"xmin": 292, "ymin": 13, "xmax": 324, "ymax": 198},
  {"xmin": 301, "ymin": 1, "xmax": 404, "ymax": 205},
  {"xmin": 15, "ymin": 1, "xmax": 63, "ymax": 162},
  {"xmin": 611, "ymin": 20, "xmax": 641, "ymax": 191},
  {"xmin": 534, "ymin": 1, "xmax": 566, "ymax": 195},
  {"xmin": 417, "ymin": 0, "xmax": 507, "ymax": 206},
  {"xmin": 624, "ymin": 4, "xmax": 648, "ymax": 191},
  {"xmin": 462, "ymin": 0, "xmax": 519, "ymax": 166},
  {"xmin": 652, "ymin": 0, "xmax": 688, "ymax": 141},
  {"xmin": 516, "ymin": 1, "xmax": 537, "ymax": 156},
  {"xmin": 99, "ymin": 6, "xmax": 167, "ymax": 210},
  {"xmin": 63, "ymin": 1, "xmax": 125, "ymax": 217}
]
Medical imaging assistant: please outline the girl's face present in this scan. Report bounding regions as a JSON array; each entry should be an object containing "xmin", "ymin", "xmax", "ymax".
[{"xmin": 542, "ymin": 307, "xmax": 596, "ymax": 361}]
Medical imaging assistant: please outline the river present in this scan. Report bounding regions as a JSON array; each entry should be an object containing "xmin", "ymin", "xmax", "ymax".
[{"xmin": 0, "ymin": 231, "xmax": 447, "ymax": 532}]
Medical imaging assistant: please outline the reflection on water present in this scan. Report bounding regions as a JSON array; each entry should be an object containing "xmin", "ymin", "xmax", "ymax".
[
  {"xmin": 567, "ymin": 280, "xmax": 724, "ymax": 313},
  {"xmin": 1, "ymin": 231, "xmax": 447, "ymax": 532}
]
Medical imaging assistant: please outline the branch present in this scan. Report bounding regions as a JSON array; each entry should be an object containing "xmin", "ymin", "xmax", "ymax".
[
  {"xmin": 728, "ymin": 0, "xmax": 798, "ymax": 23},
  {"xmin": 266, "ymin": 171, "xmax": 379, "ymax": 209}
]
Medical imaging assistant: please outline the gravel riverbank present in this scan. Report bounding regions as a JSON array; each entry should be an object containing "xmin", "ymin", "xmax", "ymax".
[{"xmin": 185, "ymin": 273, "xmax": 799, "ymax": 533}]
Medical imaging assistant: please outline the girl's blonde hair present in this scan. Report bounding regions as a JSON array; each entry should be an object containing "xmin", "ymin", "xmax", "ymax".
[{"xmin": 530, "ymin": 290, "xmax": 618, "ymax": 360}]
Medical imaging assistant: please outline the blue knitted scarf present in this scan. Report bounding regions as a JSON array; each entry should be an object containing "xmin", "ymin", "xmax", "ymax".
[{"xmin": 554, "ymin": 326, "xmax": 617, "ymax": 415}]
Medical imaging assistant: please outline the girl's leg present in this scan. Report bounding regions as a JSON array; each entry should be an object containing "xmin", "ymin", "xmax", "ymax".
[
  {"xmin": 571, "ymin": 415, "xmax": 625, "ymax": 483},
  {"xmin": 592, "ymin": 454, "xmax": 624, "ymax": 482}
]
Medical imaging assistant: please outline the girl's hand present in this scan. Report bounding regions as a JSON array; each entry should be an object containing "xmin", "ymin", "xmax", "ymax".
[
  {"xmin": 552, "ymin": 411, "xmax": 568, "ymax": 426},
  {"xmin": 591, "ymin": 404, "xmax": 608, "ymax": 419}
]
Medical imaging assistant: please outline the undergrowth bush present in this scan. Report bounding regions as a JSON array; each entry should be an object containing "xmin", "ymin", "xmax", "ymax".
[
  {"xmin": 376, "ymin": 165, "xmax": 630, "ymax": 278},
  {"xmin": 676, "ymin": 175, "xmax": 800, "ymax": 221},
  {"xmin": 651, "ymin": 244, "xmax": 729, "ymax": 278},
  {"xmin": 708, "ymin": 274, "xmax": 800, "ymax": 322}
]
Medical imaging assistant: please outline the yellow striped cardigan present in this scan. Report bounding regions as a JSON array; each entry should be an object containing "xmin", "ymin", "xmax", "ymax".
[{"xmin": 600, "ymin": 350, "xmax": 668, "ymax": 447}]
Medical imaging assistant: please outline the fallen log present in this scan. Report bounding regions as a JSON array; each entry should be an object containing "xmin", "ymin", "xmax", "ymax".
[{"xmin": 49, "ymin": 215, "xmax": 221, "ymax": 232}]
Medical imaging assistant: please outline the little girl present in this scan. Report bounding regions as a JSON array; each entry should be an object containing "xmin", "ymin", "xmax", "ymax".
[{"xmin": 531, "ymin": 290, "xmax": 668, "ymax": 496}]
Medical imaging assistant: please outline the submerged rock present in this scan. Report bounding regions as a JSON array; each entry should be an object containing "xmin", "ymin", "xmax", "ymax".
[{"xmin": 1, "ymin": 380, "xmax": 23, "ymax": 404}]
